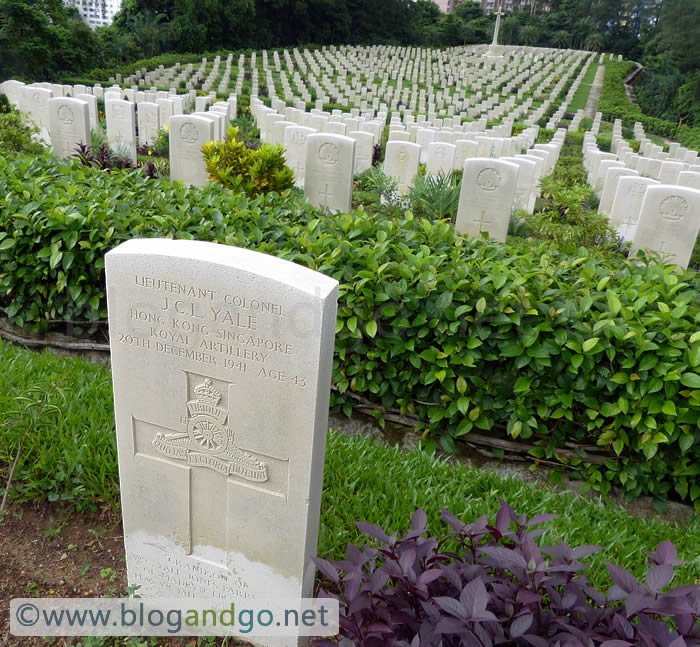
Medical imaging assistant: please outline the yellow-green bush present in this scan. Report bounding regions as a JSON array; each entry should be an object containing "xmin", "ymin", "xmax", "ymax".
[{"xmin": 202, "ymin": 125, "xmax": 294, "ymax": 198}]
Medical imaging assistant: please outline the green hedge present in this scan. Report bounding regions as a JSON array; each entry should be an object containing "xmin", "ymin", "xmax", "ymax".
[
  {"xmin": 0, "ymin": 154, "xmax": 699, "ymax": 507},
  {"xmin": 599, "ymin": 61, "xmax": 700, "ymax": 152}
]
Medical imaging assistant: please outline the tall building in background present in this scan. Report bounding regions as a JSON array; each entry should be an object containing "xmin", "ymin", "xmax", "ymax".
[
  {"xmin": 481, "ymin": 0, "xmax": 513, "ymax": 12},
  {"xmin": 433, "ymin": 0, "xmax": 536, "ymax": 15},
  {"xmin": 433, "ymin": 0, "xmax": 458, "ymax": 12},
  {"xmin": 480, "ymin": 0, "xmax": 548, "ymax": 12},
  {"xmin": 64, "ymin": 0, "xmax": 122, "ymax": 28}
]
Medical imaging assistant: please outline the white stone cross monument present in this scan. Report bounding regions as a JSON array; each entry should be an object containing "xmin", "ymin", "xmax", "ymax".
[{"xmin": 485, "ymin": 9, "xmax": 505, "ymax": 58}]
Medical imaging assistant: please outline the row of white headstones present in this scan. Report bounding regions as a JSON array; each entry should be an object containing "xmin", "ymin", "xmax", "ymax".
[
  {"xmin": 585, "ymin": 121, "xmax": 700, "ymax": 268},
  {"xmin": 3, "ymin": 42, "xmax": 699, "ymax": 266},
  {"xmin": 1, "ymin": 48, "xmax": 576, "ymax": 243},
  {"xmin": 249, "ymin": 96, "xmax": 562, "ymax": 243},
  {"xmin": 0, "ymin": 42, "xmax": 593, "ymax": 185},
  {"xmin": 114, "ymin": 45, "xmax": 591, "ymax": 123},
  {"xmin": 0, "ymin": 78, "xmax": 235, "ymax": 164}
]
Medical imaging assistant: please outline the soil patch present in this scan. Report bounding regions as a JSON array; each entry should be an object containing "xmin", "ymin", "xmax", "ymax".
[{"xmin": 0, "ymin": 502, "xmax": 255, "ymax": 646}]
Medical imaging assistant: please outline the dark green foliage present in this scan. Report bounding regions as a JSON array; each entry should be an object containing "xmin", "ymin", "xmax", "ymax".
[
  {"xmin": 0, "ymin": 0, "xmax": 99, "ymax": 81},
  {"xmin": 0, "ymin": 110, "xmax": 45, "ymax": 156},
  {"xmin": 0, "ymin": 154, "xmax": 699, "ymax": 508},
  {"xmin": 149, "ymin": 126, "xmax": 169, "ymax": 156},
  {"xmin": 526, "ymin": 133, "xmax": 621, "ymax": 256},
  {"xmin": 599, "ymin": 60, "xmax": 700, "ymax": 150},
  {"xmin": 0, "ymin": 92, "xmax": 11, "ymax": 113},
  {"xmin": 229, "ymin": 114, "xmax": 260, "ymax": 148},
  {"xmin": 408, "ymin": 171, "xmax": 461, "ymax": 222},
  {"xmin": 353, "ymin": 167, "xmax": 404, "ymax": 218},
  {"xmin": 536, "ymin": 129, "xmax": 556, "ymax": 144},
  {"xmin": 595, "ymin": 135, "xmax": 612, "ymax": 153},
  {"xmin": 531, "ymin": 177, "xmax": 617, "ymax": 253}
]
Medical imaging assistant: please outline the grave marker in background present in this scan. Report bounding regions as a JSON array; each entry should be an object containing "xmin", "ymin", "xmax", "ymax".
[
  {"xmin": 48, "ymin": 97, "xmax": 90, "ymax": 159},
  {"xmin": 169, "ymin": 114, "xmax": 214, "ymax": 187},
  {"xmin": 384, "ymin": 141, "xmax": 421, "ymax": 195},
  {"xmin": 304, "ymin": 133, "xmax": 355, "ymax": 212},
  {"xmin": 106, "ymin": 98, "xmax": 137, "ymax": 163},
  {"xmin": 455, "ymin": 158, "xmax": 519, "ymax": 242}
]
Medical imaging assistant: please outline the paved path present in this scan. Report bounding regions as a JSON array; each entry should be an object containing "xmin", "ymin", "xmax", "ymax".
[{"xmin": 584, "ymin": 65, "xmax": 605, "ymax": 119}]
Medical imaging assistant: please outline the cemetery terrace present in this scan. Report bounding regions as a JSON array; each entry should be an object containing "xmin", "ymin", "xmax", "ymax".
[{"xmin": 0, "ymin": 30, "xmax": 699, "ymax": 647}]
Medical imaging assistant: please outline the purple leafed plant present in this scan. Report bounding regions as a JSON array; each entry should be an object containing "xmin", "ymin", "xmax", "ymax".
[
  {"xmin": 313, "ymin": 502, "xmax": 699, "ymax": 647},
  {"xmin": 73, "ymin": 143, "xmax": 133, "ymax": 171}
]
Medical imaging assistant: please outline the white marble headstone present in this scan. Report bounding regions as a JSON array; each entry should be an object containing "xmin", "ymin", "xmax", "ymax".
[
  {"xmin": 304, "ymin": 134, "xmax": 355, "ymax": 212},
  {"xmin": 283, "ymin": 126, "xmax": 315, "ymax": 188},
  {"xmin": 20, "ymin": 86, "xmax": 53, "ymax": 130},
  {"xmin": 106, "ymin": 99, "xmax": 137, "ymax": 163},
  {"xmin": 169, "ymin": 115, "xmax": 214, "ymax": 187},
  {"xmin": 76, "ymin": 94, "xmax": 98, "ymax": 131},
  {"xmin": 425, "ymin": 142, "xmax": 456, "ymax": 177},
  {"xmin": 48, "ymin": 97, "xmax": 90, "ymax": 159},
  {"xmin": 455, "ymin": 158, "xmax": 519, "ymax": 242},
  {"xmin": 384, "ymin": 141, "xmax": 421, "ymax": 195},
  {"xmin": 106, "ymin": 239, "xmax": 338, "ymax": 646},
  {"xmin": 610, "ymin": 176, "xmax": 659, "ymax": 242},
  {"xmin": 501, "ymin": 156, "xmax": 537, "ymax": 214},
  {"xmin": 347, "ymin": 130, "xmax": 375, "ymax": 175},
  {"xmin": 677, "ymin": 172, "xmax": 700, "ymax": 191},
  {"xmin": 631, "ymin": 186, "xmax": 700, "ymax": 268},
  {"xmin": 138, "ymin": 102, "xmax": 160, "ymax": 147}
]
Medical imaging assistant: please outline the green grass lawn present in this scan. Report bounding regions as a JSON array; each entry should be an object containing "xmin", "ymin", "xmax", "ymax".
[
  {"xmin": 567, "ymin": 62, "xmax": 599, "ymax": 113},
  {"xmin": 1, "ymin": 338, "xmax": 699, "ymax": 588}
]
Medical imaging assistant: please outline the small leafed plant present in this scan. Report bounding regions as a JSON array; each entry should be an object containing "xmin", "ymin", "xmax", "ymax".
[
  {"xmin": 314, "ymin": 503, "xmax": 700, "ymax": 647},
  {"xmin": 137, "ymin": 126, "xmax": 170, "ymax": 158},
  {"xmin": 202, "ymin": 125, "xmax": 294, "ymax": 198},
  {"xmin": 229, "ymin": 114, "xmax": 260, "ymax": 147},
  {"xmin": 408, "ymin": 171, "xmax": 461, "ymax": 222}
]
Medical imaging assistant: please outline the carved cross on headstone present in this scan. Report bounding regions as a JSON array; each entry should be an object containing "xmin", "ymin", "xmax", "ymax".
[
  {"xmin": 473, "ymin": 210, "xmax": 494, "ymax": 232},
  {"xmin": 132, "ymin": 372, "xmax": 289, "ymax": 570},
  {"xmin": 656, "ymin": 239, "xmax": 674, "ymax": 263},
  {"xmin": 320, "ymin": 183, "xmax": 335, "ymax": 205}
]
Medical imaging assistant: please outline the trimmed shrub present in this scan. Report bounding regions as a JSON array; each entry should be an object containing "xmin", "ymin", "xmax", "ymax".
[
  {"xmin": 314, "ymin": 504, "xmax": 700, "ymax": 646},
  {"xmin": 525, "ymin": 133, "xmax": 621, "ymax": 257},
  {"xmin": 0, "ymin": 154, "xmax": 698, "ymax": 507},
  {"xmin": 202, "ymin": 125, "xmax": 294, "ymax": 197},
  {"xmin": 599, "ymin": 61, "xmax": 700, "ymax": 152}
]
